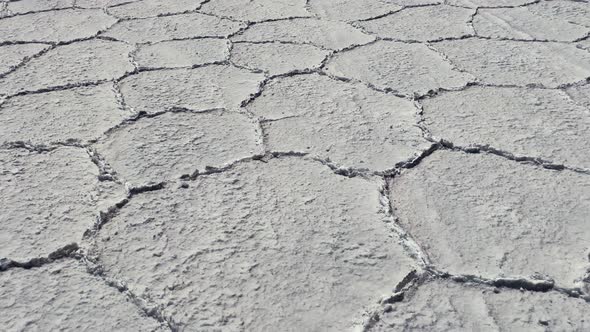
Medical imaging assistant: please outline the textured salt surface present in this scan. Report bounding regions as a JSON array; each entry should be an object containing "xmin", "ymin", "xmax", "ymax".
[{"xmin": 1, "ymin": 0, "xmax": 589, "ymax": 330}]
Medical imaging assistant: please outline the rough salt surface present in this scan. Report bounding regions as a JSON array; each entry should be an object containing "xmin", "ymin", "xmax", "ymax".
[
  {"xmin": 200, "ymin": 0, "xmax": 309, "ymax": 22},
  {"xmin": 248, "ymin": 74, "xmax": 431, "ymax": 170},
  {"xmin": 76, "ymin": 0, "xmax": 139, "ymax": 7},
  {"xmin": 0, "ymin": 9, "xmax": 116, "ymax": 43},
  {"xmin": 390, "ymin": 151, "xmax": 590, "ymax": 288},
  {"xmin": 529, "ymin": 0, "xmax": 590, "ymax": 27},
  {"xmin": 373, "ymin": 279, "xmax": 590, "ymax": 331},
  {"xmin": 566, "ymin": 84, "xmax": 590, "ymax": 110},
  {"xmin": 0, "ymin": 147, "xmax": 123, "ymax": 261},
  {"xmin": 230, "ymin": 42, "xmax": 328, "ymax": 75},
  {"xmin": 325, "ymin": 40, "xmax": 474, "ymax": 96},
  {"xmin": 0, "ymin": 83, "xmax": 130, "ymax": 144},
  {"xmin": 0, "ymin": 43, "xmax": 49, "ymax": 75},
  {"xmin": 119, "ymin": 65, "xmax": 264, "ymax": 114},
  {"xmin": 95, "ymin": 110, "xmax": 262, "ymax": 186},
  {"xmin": 358, "ymin": 5, "xmax": 474, "ymax": 41},
  {"xmin": 5, "ymin": 0, "xmax": 74, "ymax": 14},
  {"xmin": 421, "ymin": 86, "xmax": 590, "ymax": 168},
  {"xmin": 135, "ymin": 39, "xmax": 230, "ymax": 69},
  {"xmin": 1, "ymin": 259, "xmax": 165, "ymax": 331},
  {"xmin": 95, "ymin": 157, "xmax": 416, "ymax": 330},
  {"xmin": 102, "ymin": 12, "xmax": 244, "ymax": 44},
  {"xmin": 1, "ymin": 1, "xmax": 590, "ymax": 330},
  {"xmin": 0, "ymin": 39, "xmax": 134, "ymax": 96},
  {"xmin": 106, "ymin": 0, "xmax": 204, "ymax": 19},
  {"xmin": 307, "ymin": 0, "xmax": 402, "ymax": 22},
  {"xmin": 446, "ymin": 0, "xmax": 536, "ymax": 7},
  {"xmin": 474, "ymin": 7, "xmax": 589, "ymax": 42},
  {"xmin": 233, "ymin": 18, "xmax": 374, "ymax": 50},
  {"xmin": 578, "ymin": 40, "xmax": 590, "ymax": 52},
  {"xmin": 433, "ymin": 39, "xmax": 590, "ymax": 87},
  {"xmin": 390, "ymin": 0, "xmax": 440, "ymax": 4}
]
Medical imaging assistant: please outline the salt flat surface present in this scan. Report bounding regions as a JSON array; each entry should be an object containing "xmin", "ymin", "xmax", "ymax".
[{"xmin": 1, "ymin": 0, "xmax": 589, "ymax": 331}]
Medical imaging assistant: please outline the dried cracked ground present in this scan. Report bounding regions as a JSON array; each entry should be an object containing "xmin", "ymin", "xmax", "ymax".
[{"xmin": 1, "ymin": 0, "xmax": 590, "ymax": 331}]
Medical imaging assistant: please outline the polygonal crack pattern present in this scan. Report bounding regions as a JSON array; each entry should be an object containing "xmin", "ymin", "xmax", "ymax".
[
  {"xmin": 230, "ymin": 42, "xmax": 329, "ymax": 75},
  {"xmin": 76, "ymin": 0, "xmax": 140, "ymax": 8},
  {"xmin": 232, "ymin": 18, "xmax": 375, "ymax": 50},
  {"xmin": 200, "ymin": 0, "xmax": 310, "ymax": 22},
  {"xmin": 134, "ymin": 38, "xmax": 230, "ymax": 70},
  {"xmin": 357, "ymin": 5, "xmax": 475, "ymax": 42},
  {"xmin": 446, "ymin": 0, "xmax": 536, "ymax": 7},
  {"xmin": 0, "ymin": 83, "xmax": 131, "ymax": 145},
  {"xmin": 0, "ymin": 39, "xmax": 134, "ymax": 96},
  {"xmin": 0, "ymin": 43, "xmax": 49, "ymax": 76},
  {"xmin": 0, "ymin": 147, "xmax": 124, "ymax": 262},
  {"xmin": 390, "ymin": 151, "xmax": 590, "ymax": 288},
  {"xmin": 474, "ymin": 7, "xmax": 589, "ymax": 41},
  {"xmin": 94, "ymin": 157, "xmax": 417, "ymax": 330},
  {"xmin": 1, "ymin": 259, "xmax": 166, "ymax": 331},
  {"xmin": 529, "ymin": 0, "xmax": 590, "ymax": 27},
  {"xmin": 2, "ymin": 0, "xmax": 590, "ymax": 330},
  {"xmin": 372, "ymin": 279, "xmax": 590, "ymax": 331},
  {"xmin": 308, "ymin": 0, "xmax": 402, "ymax": 22},
  {"xmin": 118, "ymin": 65, "xmax": 265, "ymax": 114},
  {"xmin": 247, "ymin": 74, "xmax": 431, "ymax": 171},
  {"xmin": 431, "ymin": 39, "xmax": 590, "ymax": 87},
  {"xmin": 102, "ymin": 12, "xmax": 245, "ymax": 44},
  {"xmin": 5, "ymin": 0, "xmax": 75, "ymax": 15},
  {"xmin": 95, "ymin": 110, "xmax": 263, "ymax": 186},
  {"xmin": 106, "ymin": 0, "xmax": 205, "ymax": 19},
  {"xmin": 0, "ymin": 8, "xmax": 116, "ymax": 43},
  {"xmin": 324, "ymin": 40, "xmax": 475, "ymax": 96},
  {"xmin": 421, "ymin": 86, "xmax": 590, "ymax": 169}
]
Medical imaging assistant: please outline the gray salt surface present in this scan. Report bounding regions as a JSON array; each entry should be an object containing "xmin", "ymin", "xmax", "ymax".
[
  {"xmin": 372, "ymin": 279, "xmax": 590, "ymax": 331},
  {"xmin": 1, "ymin": 0, "xmax": 590, "ymax": 330},
  {"xmin": 93, "ymin": 157, "xmax": 417, "ymax": 330}
]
